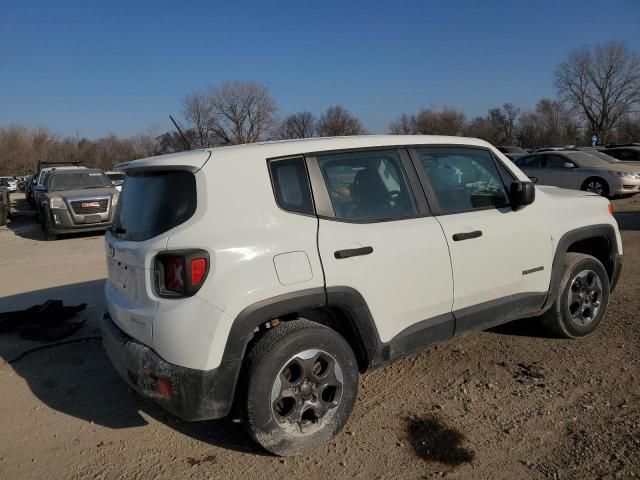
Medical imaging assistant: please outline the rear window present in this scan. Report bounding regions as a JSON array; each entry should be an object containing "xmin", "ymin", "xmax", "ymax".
[{"xmin": 112, "ymin": 171, "xmax": 196, "ymax": 241}]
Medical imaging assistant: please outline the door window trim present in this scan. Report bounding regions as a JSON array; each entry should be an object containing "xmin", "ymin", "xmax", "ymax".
[
  {"xmin": 407, "ymin": 145, "xmax": 515, "ymax": 216},
  {"xmin": 305, "ymin": 147, "xmax": 431, "ymax": 224}
]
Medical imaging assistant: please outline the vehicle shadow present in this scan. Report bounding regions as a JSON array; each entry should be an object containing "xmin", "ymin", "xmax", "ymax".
[
  {"xmin": 0, "ymin": 280, "xmax": 264, "ymax": 456},
  {"xmin": 487, "ymin": 316, "xmax": 556, "ymax": 339},
  {"xmin": 614, "ymin": 211, "xmax": 640, "ymax": 231}
]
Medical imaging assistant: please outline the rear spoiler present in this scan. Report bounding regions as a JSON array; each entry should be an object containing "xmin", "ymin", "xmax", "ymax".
[{"xmin": 115, "ymin": 150, "xmax": 211, "ymax": 173}]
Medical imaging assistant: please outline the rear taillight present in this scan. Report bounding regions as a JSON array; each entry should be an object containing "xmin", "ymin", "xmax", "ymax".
[{"xmin": 155, "ymin": 250, "xmax": 210, "ymax": 297}]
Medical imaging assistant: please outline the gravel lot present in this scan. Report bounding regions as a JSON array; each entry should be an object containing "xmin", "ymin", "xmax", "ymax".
[{"xmin": 1, "ymin": 192, "xmax": 639, "ymax": 480}]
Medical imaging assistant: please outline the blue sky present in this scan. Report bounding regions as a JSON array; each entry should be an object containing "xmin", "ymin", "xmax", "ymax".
[{"xmin": 1, "ymin": 0, "xmax": 639, "ymax": 139}]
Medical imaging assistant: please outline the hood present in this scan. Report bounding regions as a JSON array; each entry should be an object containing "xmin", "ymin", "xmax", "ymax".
[
  {"xmin": 604, "ymin": 163, "xmax": 640, "ymax": 174},
  {"xmin": 49, "ymin": 187, "xmax": 117, "ymax": 199},
  {"xmin": 536, "ymin": 185, "xmax": 599, "ymax": 199}
]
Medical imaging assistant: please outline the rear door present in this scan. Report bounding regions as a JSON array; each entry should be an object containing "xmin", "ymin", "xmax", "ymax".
[
  {"xmin": 310, "ymin": 148, "xmax": 454, "ymax": 345},
  {"xmin": 409, "ymin": 146, "xmax": 552, "ymax": 331},
  {"xmin": 540, "ymin": 154, "xmax": 580, "ymax": 189}
]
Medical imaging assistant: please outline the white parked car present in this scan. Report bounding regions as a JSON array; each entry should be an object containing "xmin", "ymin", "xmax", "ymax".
[
  {"xmin": 101, "ymin": 136, "xmax": 623, "ymax": 456},
  {"xmin": 0, "ymin": 176, "xmax": 18, "ymax": 192}
]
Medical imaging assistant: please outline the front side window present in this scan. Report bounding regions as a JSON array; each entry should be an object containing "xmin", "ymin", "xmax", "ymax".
[
  {"xmin": 545, "ymin": 155, "xmax": 573, "ymax": 169},
  {"xmin": 269, "ymin": 158, "xmax": 314, "ymax": 215},
  {"xmin": 517, "ymin": 155, "xmax": 543, "ymax": 168},
  {"xmin": 317, "ymin": 149, "xmax": 417, "ymax": 221},
  {"xmin": 415, "ymin": 147, "xmax": 510, "ymax": 214}
]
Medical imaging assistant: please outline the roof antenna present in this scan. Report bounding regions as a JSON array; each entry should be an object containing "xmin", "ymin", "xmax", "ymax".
[{"xmin": 169, "ymin": 115, "xmax": 191, "ymax": 150}]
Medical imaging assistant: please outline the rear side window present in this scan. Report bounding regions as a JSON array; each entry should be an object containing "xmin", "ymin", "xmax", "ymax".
[
  {"xmin": 112, "ymin": 170, "xmax": 196, "ymax": 241},
  {"xmin": 269, "ymin": 158, "xmax": 314, "ymax": 215}
]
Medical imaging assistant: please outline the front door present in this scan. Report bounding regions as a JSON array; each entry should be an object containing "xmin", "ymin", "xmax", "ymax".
[{"xmin": 410, "ymin": 146, "xmax": 552, "ymax": 332}]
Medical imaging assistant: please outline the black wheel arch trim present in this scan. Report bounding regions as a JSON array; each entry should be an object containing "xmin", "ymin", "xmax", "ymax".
[{"xmin": 543, "ymin": 224, "xmax": 621, "ymax": 312}]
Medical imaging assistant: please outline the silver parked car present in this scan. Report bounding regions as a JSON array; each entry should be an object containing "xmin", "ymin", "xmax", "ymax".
[{"xmin": 515, "ymin": 150, "xmax": 640, "ymax": 197}]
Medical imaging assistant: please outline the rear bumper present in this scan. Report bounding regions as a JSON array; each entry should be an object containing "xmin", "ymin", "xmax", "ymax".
[{"xmin": 101, "ymin": 312, "xmax": 239, "ymax": 421}]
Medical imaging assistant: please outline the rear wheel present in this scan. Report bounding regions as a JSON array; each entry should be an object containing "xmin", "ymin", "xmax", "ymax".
[
  {"xmin": 581, "ymin": 177, "xmax": 609, "ymax": 197},
  {"xmin": 243, "ymin": 319, "xmax": 358, "ymax": 456},
  {"xmin": 542, "ymin": 253, "xmax": 610, "ymax": 338}
]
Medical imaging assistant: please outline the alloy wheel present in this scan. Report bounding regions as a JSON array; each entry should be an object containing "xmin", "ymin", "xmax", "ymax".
[
  {"xmin": 586, "ymin": 181, "xmax": 604, "ymax": 195},
  {"xmin": 567, "ymin": 269, "xmax": 602, "ymax": 325},
  {"xmin": 270, "ymin": 349, "xmax": 343, "ymax": 434}
]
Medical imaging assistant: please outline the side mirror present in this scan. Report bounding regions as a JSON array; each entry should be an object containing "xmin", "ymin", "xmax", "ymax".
[
  {"xmin": 509, "ymin": 181, "xmax": 535, "ymax": 210},
  {"xmin": 564, "ymin": 162, "xmax": 575, "ymax": 169}
]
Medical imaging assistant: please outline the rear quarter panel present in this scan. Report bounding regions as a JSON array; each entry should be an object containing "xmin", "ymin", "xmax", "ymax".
[{"xmin": 158, "ymin": 149, "xmax": 324, "ymax": 369}]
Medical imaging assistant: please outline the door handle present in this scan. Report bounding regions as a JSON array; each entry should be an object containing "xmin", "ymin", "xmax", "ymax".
[
  {"xmin": 334, "ymin": 246, "xmax": 374, "ymax": 259},
  {"xmin": 452, "ymin": 231, "xmax": 482, "ymax": 242}
]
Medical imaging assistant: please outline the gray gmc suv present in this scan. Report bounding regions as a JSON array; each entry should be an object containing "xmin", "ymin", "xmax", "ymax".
[{"xmin": 36, "ymin": 169, "xmax": 119, "ymax": 240}]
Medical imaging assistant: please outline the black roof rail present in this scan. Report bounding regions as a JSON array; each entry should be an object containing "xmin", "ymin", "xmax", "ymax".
[{"xmin": 36, "ymin": 160, "xmax": 84, "ymax": 169}]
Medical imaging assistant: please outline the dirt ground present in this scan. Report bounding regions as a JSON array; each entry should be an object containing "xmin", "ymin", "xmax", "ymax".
[{"xmin": 1, "ymin": 192, "xmax": 639, "ymax": 480}]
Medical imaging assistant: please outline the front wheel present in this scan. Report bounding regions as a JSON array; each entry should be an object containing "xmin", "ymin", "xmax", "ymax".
[
  {"xmin": 243, "ymin": 319, "xmax": 359, "ymax": 456},
  {"xmin": 542, "ymin": 253, "xmax": 610, "ymax": 338},
  {"xmin": 41, "ymin": 218, "xmax": 57, "ymax": 241},
  {"xmin": 581, "ymin": 177, "xmax": 610, "ymax": 197}
]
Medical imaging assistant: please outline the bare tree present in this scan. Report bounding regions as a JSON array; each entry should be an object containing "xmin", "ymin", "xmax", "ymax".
[
  {"xmin": 501, "ymin": 103, "xmax": 520, "ymax": 144},
  {"xmin": 515, "ymin": 99, "xmax": 580, "ymax": 148},
  {"xmin": 182, "ymin": 92, "xmax": 214, "ymax": 147},
  {"xmin": 388, "ymin": 114, "xmax": 414, "ymax": 134},
  {"xmin": 389, "ymin": 107, "xmax": 466, "ymax": 136},
  {"xmin": 204, "ymin": 81, "xmax": 277, "ymax": 145},
  {"xmin": 317, "ymin": 106, "xmax": 365, "ymax": 136},
  {"xmin": 555, "ymin": 41, "xmax": 640, "ymax": 143},
  {"xmin": 274, "ymin": 112, "xmax": 317, "ymax": 139}
]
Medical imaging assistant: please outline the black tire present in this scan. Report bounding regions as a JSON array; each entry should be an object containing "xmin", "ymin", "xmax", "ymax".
[
  {"xmin": 581, "ymin": 177, "xmax": 610, "ymax": 197},
  {"xmin": 0, "ymin": 207, "xmax": 7, "ymax": 226},
  {"xmin": 41, "ymin": 218, "xmax": 57, "ymax": 241},
  {"xmin": 542, "ymin": 253, "xmax": 610, "ymax": 338},
  {"xmin": 243, "ymin": 319, "xmax": 359, "ymax": 456}
]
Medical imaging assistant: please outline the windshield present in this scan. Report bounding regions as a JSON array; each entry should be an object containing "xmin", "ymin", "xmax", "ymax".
[
  {"xmin": 112, "ymin": 170, "xmax": 196, "ymax": 241},
  {"xmin": 107, "ymin": 173, "xmax": 125, "ymax": 181},
  {"xmin": 49, "ymin": 171, "xmax": 111, "ymax": 191},
  {"xmin": 581, "ymin": 149, "xmax": 617, "ymax": 163}
]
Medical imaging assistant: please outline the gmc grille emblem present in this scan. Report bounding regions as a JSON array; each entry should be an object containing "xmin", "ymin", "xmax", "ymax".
[{"xmin": 82, "ymin": 201, "xmax": 100, "ymax": 208}]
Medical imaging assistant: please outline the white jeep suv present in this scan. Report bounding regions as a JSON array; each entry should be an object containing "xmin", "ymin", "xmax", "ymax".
[{"xmin": 101, "ymin": 136, "xmax": 622, "ymax": 456}]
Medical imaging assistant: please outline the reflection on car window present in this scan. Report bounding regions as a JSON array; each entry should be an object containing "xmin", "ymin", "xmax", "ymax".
[
  {"xmin": 317, "ymin": 150, "xmax": 417, "ymax": 221},
  {"xmin": 415, "ymin": 147, "xmax": 509, "ymax": 214}
]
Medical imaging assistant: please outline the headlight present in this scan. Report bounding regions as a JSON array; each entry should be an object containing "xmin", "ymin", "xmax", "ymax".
[
  {"xmin": 608, "ymin": 170, "xmax": 634, "ymax": 178},
  {"xmin": 49, "ymin": 197, "xmax": 67, "ymax": 209},
  {"xmin": 112, "ymin": 192, "xmax": 120, "ymax": 207}
]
